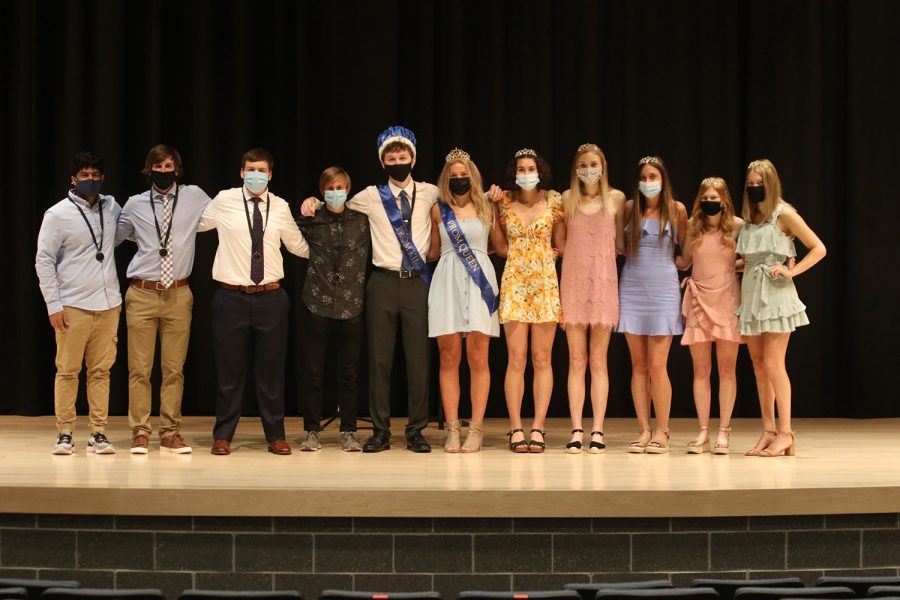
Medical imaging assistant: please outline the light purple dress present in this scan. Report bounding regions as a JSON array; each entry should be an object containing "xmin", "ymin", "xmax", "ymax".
[{"xmin": 616, "ymin": 218, "xmax": 684, "ymax": 335}]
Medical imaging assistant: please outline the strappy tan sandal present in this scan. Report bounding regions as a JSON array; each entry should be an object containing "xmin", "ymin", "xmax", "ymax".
[
  {"xmin": 745, "ymin": 430, "xmax": 777, "ymax": 456},
  {"xmin": 712, "ymin": 426, "xmax": 732, "ymax": 455},
  {"xmin": 461, "ymin": 421, "xmax": 483, "ymax": 453},
  {"xmin": 687, "ymin": 425, "xmax": 710, "ymax": 454},
  {"xmin": 628, "ymin": 425, "xmax": 652, "ymax": 454},
  {"xmin": 759, "ymin": 431, "xmax": 796, "ymax": 457},
  {"xmin": 645, "ymin": 427, "xmax": 671, "ymax": 454}
]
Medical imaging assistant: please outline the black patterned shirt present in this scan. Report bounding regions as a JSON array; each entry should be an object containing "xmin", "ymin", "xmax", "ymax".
[{"xmin": 297, "ymin": 207, "xmax": 370, "ymax": 319}]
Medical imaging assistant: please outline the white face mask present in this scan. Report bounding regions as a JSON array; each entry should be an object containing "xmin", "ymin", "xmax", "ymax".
[
  {"xmin": 516, "ymin": 173, "xmax": 540, "ymax": 191},
  {"xmin": 576, "ymin": 167, "xmax": 602, "ymax": 186},
  {"xmin": 639, "ymin": 180, "xmax": 662, "ymax": 199}
]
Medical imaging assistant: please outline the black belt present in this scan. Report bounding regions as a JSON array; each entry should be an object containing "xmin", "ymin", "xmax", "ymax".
[{"xmin": 374, "ymin": 266, "xmax": 418, "ymax": 280}]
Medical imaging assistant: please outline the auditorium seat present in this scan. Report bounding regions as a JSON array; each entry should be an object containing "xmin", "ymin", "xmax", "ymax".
[
  {"xmin": 0, "ymin": 579, "xmax": 78, "ymax": 600},
  {"xmin": 459, "ymin": 593, "xmax": 580, "ymax": 600},
  {"xmin": 693, "ymin": 579, "xmax": 804, "ymax": 600},
  {"xmin": 41, "ymin": 589, "xmax": 164, "ymax": 600},
  {"xmin": 320, "ymin": 592, "xmax": 440, "ymax": 600},
  {"xmin": 566, "ymin": 581, "xmax": 674, "ymax": 600},
  {"xmin": 0, "ymin": 587, "xmax": 28, "ymax": 600},
  {"xmin": 868, "ymin": 588, "xmax": 900, "ymax": 598},
  {"xmin": 180, "ymin": 593, "xmax": 302, "ymax": 600},
  {"xmin": 817, "ymin": 578, "xmax": 900, "ymax": 597},
  {"xmin": 733, "ymin": 587, "xmax": 855, "ymax": 600},
  {"xmin": 595, "ymin": 588, "xmax": 719, "ymax": 600}
]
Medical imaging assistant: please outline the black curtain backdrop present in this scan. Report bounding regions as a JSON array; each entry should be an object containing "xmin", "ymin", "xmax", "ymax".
[{"xmin": 3, "ymin": 0, "xmax": 898, "ymax": 423}]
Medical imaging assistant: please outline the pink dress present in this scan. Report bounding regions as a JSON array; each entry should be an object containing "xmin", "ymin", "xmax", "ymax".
[
  {"xmin": 560, "ymin": 207, "xmax": 619, "ymax": 328},
  {"xmin": 680, "ymin": 231, "xmax": 742, "ymax": 345}
]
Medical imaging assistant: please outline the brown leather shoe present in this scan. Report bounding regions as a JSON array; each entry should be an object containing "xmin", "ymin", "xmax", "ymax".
[
  {"xmin": 267, "ymin": 439, "xmax": 292, "ymax": 455},
  {"xmin": 211, "ymin": 439, "xmax": 231, "ymax": 455}
]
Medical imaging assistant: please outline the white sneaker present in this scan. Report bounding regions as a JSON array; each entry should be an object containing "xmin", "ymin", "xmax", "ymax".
[
  {"xmin": 87, "ymin": 432, "xmax": 116, "ymax": 454},
  {"xmin": 300, "ymin": 430, "xmax": 321, "ymax": 451},
  {"xmin": 52, "ymin": 432, "xmax": 74, "ymax": 455}
]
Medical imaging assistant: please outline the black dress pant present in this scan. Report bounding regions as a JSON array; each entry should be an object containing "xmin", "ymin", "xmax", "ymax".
[
  {"xmin": 365, "ymin": 270, "xmax": 430, "ymax": 435},
  {"xmin": 211, "ymin": 287, "xmax": 289, "ymax": 442},
  {"xmin": 302, "ymin": 310, "xmax": 363, "ymax": 432}
]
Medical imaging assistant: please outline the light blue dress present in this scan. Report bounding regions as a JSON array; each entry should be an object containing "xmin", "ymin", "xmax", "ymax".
[
  {"xmin": 428, "ymin": 217, "xmax": 500, "ymax": 338},
  {"xmin": 616, "ymin": 218, "xmax": 685, "ymax": 335}
]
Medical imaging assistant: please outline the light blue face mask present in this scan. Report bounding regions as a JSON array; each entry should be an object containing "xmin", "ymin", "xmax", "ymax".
[
  {"xmin": 516, "ymin": 173, "xmax": 540, "ymax": 191},
  {"xmin": 324, "ymin": 189, "xmax": 348, "ymax": 208},
  {"xmin": 244, "ymin": 171, "xmax": 269, "ymax": 194},
  {"xmin": 639, "ymin": 180, "xmax": 662, "ymax": 199}
]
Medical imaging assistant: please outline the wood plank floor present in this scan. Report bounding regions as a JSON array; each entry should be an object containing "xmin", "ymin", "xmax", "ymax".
[{"xmin": 1, "ymin": 416, "xmax": 898, "ymax": 518}]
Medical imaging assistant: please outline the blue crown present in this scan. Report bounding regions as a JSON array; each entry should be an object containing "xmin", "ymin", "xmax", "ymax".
[{"xmin": 376, "ymin": 125, "xmax": 417, "ymax": 158}]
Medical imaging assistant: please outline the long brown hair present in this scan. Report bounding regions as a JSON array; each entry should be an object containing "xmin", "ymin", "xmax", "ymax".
[
  {"xmin": 687, "ymin": 177, "xmax": 737, "ymax": 248},
  {"xmin": 627, "ymin": 155, "xmax": 676, "ymax": 256},
  {"xmin": 742, "ymin": 159, "xmax": 783, "ymax": 224},
  {"xmin": 564, "ymin": 144, "xmax": 613, "ymax": 220}
]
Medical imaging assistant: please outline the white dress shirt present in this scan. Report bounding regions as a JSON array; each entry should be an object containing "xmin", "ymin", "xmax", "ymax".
[
  {"xmin": 198, "ymin": 186, "xmax": 309, "ymax": 285},
  {"xmin": 345, "ymin": 179, "xmax": 439, "ymax": 270}
]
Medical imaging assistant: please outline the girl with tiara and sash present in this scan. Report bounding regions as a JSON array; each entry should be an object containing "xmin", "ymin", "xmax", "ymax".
[
  {"xmin": 675, "ymin": 177, "xmax": 744, "ymax": 455},
  {"xmin": 617, "ymin": 156, "xmax": 688, "ymax": 454},
  {"xmin": 557, "ymin": 143, "xmax": 626, "ymax": 455},
  {"xmin": 426, "ymin": 149, "xmax": 507, "ymax": 452},
  {"xmin": 738, "ymin": 159, "xmax": 826, "ymax": 457},
  {"xmin": 487, "ymin": 148, "xmax": 565, "ymax": 453}
]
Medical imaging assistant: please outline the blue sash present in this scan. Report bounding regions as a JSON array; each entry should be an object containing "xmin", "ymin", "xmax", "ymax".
[
  {"xmin": 438, "ymin": 200, "xmax": 499, "ymax": 314},
  {"xmin": 377, "ymin": 184, "xmax": 431, "ymax": 284}
]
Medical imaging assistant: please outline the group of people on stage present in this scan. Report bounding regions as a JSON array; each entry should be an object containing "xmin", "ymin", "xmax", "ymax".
[{"xmin": 35, "ymin": 124, "xmax": 826, "ymax": 458}]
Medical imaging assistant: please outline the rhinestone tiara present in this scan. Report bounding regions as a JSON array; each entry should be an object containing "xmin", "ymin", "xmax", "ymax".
[
  {"xmin": 639, "ymin": 155, "xmax": 664, "ymax": 167},
  {"xmin": 577, "ymin": 143, "xmax": 601, "ymax": 153},
  {"xmin": 445, "ymin": 148, "xmax": 471, "ymax": 163},
  {"xmin": 514, "ymin": 148, "xmax": 537, "ymax": 159}
]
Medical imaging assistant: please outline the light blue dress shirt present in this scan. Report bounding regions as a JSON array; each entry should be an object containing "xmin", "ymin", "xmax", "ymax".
[
  {"xmin": 116, "ymin": 183, "xmax": 212, "ymax": 280},
  {"xmin": 35, "ymin": 191, "xmax": 123, "ymax": 315}
]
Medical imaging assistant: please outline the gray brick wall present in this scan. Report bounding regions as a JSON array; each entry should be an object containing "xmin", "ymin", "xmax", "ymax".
[{"xmin": 1, "ymin": 514, "xmax": 899, "ymax": 600}]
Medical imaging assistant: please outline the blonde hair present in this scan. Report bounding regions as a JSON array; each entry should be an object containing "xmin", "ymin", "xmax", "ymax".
[
  {"xmin": 564, "ymin": 145, "xmax": 614, "ymax": 220},
  {"xmin": 628, "ymin": 156, "xmax": 677, "ymax": 256},
  {"xmin": 687, "ymin": 177, "xmax": 737, "ymax": 248},
  {"xmin": 742, "ymin": 159, "xmax": 783, "ymax": 224},
  {"xmin": 437, "ymin": 157, "xmax": 493, "ymax": 228},
  {"xmin": 318, "ymin": 165, "xmax": 352, "ymax": 194}
]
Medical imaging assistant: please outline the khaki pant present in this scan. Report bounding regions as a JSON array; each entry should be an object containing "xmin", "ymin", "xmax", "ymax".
[
  {"xmin": 54, "ymin": 305, "xmax": 122, "ymax": 433},
  {"xmin": 125, "ymin": 285, "xmax": 193, "ymax": 438}
]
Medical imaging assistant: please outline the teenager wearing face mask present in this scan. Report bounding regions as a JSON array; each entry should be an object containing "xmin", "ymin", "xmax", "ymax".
[
  {"xmin": 300, "ymin": 126, "xmax": 439, "ymax": 454},
  {"xmin": 197, "ymin": 148, "xmax": 309, "ymax": 456},
  {"xmin": 675, "ymin": 177, "xmax": 743, "ymax": 455},
  {"xmin": 618, "ymin": 156, "xmax": 688, "ymax": 454},
  {"xmin": 737, "ymin": 159, "xmax": 826, "ymax": 457},
  {"xmin": 557, "ymin": 144, "xmax": 626, "ymax": 454},
  {"xmin": 485, "ymin": 148, "xmax": 564, "ymax": 453},
  {"xmin": 295, "ymin": 166, "xmax": 369, "ymax": 452},
  {"xmin": 425, "ymin": 148, "xmax": 507, "ymax": 453},
  {"xmin": 115, "ymin": 144, "xmax": 212, "ymax": 455},
  {"xmin": 36, "ymin": 151, "xmax": 122, "ymax": 455}
]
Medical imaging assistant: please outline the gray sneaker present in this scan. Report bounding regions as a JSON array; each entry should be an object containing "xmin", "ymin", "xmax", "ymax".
[
  {"xmin": 52, "ymin": 432, "xmax": 74, "ymax": 455},
  {"xmin": 300, "ymin": 430, "xmax": 321, "ymax": 452},
  {"xmin": 339, "ymin": 431, "xmax": 362, "ymax": 452},
  {"xmin": 87, "ymin": 432, "xmax": 116, "ymax": 454}
]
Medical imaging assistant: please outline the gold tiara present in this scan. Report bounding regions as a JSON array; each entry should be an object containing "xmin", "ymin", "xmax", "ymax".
[
  {"xmin": 747, "ymin": 159, "xmax": 767, "ymax": 171},
  {"xmin": 639, "ymin": 155, "xmax": 664, "ymax": 167},
  {"xmin": 701, "ymin": 177, "xmax": 722, "ymax": 188},
  {"xmin": 577, "ymin": 143, "xmax": 601, "ymax": 153},
  {"xmin": 514, "ymin": 148, "xmax": 537, "ymax": 159},
  {"xmin": 445, "ymin": 148, "xmax": 470, "ymax": 163}
]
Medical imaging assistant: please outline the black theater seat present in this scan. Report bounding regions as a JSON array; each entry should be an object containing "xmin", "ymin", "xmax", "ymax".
[
  {"xmin": 0, "ymin": 580, "xmax": 78, "ymax": 600},
  {"xmin": 180, "ymin": 593, "xmax": 302, "ymax": 600},
  {"xmin": 321, "ymin": 593, "xmax": 439, "ymax": 600},
  {"xmin": 595, "ymin": 588, "xmax": 720, "ymax": 600},
  {"xmin": 693, "ymin": 579, "xmax": 804, "ymax": 600},
  {"xmin": 41, "ymin": 589, "xmax": 164, "ymax": 600},
  {"xmin": 459, "ymin": 593, "xmax": 579, "ymax": 600},
  {"xmin": 817, "ymin": 578, "xmax": 900, "ymax": 598},
  {"xmin": 870, "ymin": 588, "xmax": 900, "ymax": 598},
  {"xmin": 0, "ymin": 587, "xmax": 28, "ymax": 600},
  {"xmin": 733, "ymin": 587, "xmax": 855, "ymax": 600},
  {"xmin": 566, "ymin": 581, "xmax": 675, "ymax": 600}
]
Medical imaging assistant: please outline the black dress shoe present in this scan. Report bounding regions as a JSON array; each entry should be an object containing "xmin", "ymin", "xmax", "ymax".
[
  {"xmin": 406, "ymin": 430, "xmax": 432, "ymax": 453},
  {"xmin": 362, "ymin": 430, "xmax": 391, "ymax": 453}
]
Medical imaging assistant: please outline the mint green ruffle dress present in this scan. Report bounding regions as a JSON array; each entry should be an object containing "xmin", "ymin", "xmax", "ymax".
[{"xmin": 736, "ymin": 202, "xmax": 809, "ymax": 335}]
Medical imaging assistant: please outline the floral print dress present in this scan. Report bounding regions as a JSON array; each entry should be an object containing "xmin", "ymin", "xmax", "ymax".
[{"xmin": 497, "ymin": 191, "xmax": 563, "ymax": 324}]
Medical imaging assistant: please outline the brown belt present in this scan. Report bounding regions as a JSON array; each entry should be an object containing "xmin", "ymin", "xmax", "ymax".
[
  {"xmin": 219, "ymin": 282, "xmax": 281, "ymax": 293},
  {"xmin": 131, "ymin": 278, "xmax": 189, "ymax": 291}
]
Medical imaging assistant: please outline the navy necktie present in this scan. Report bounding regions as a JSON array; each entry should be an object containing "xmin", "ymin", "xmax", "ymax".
[
  {"xmin": 250, "ymin": 197, "xmax": 264, "ymax": 284},
  {"xmin": 399, "ymin": 190, "xmax": 412, "ymax": 272}
]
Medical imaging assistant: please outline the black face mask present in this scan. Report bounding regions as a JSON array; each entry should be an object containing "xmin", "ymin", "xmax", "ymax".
[
  {"xmin": 747, "ymin": 185, "xmax": 766, "ymax": 203},
  {"xmin": 150, "ymin": 170, "xmax": 177, "ymax": 191},
  {"xmin": 385, "ymin": 163, "xmax": 413, "ymax": 182},
  {"xmin": 448, "ymin": 177, "xmax": 471, "ymax": 196},
  {"xmin": 699, "ymin": 201, "xmax": 723, "ymax": 216}
]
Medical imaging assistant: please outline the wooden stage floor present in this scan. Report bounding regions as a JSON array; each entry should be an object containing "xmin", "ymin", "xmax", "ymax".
[{"xmin": 1, "ymin": 416, "xmax": 899, "ymax": 518}]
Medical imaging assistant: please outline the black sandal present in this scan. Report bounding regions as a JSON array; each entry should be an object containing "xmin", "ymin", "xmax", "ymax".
[
  {"xmin": 566, "ymin": 429, "xmax": 584, "ymax": 454},
  {"xmin": 507, "ymin": 428, "xmax": 528, "ymax": 453},
  {"xmin": 589, "ymin": 430, "xmax": 606, "ymax": 454},
  {"xmin": 528, "ymin": 428, "xmax": 547, "ymax": 453}
]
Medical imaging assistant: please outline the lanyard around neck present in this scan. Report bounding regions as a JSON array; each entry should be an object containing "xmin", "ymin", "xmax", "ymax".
[
  {"xmin": 68, "ymin": 195, "xmax": 105, "ymax": 261},
  {"xmin": 149, "ymin": 185, "xmax": 179, "ymax": 257}
]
